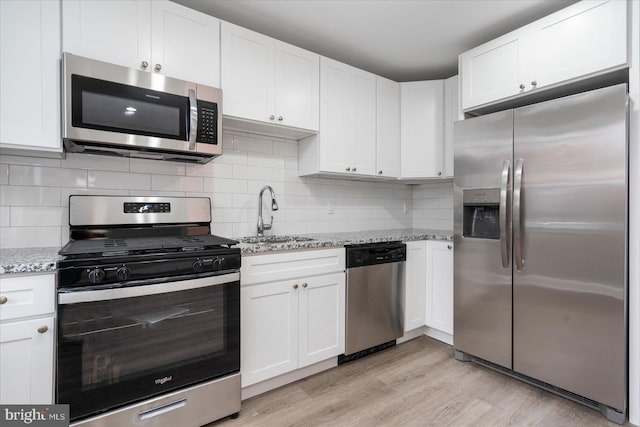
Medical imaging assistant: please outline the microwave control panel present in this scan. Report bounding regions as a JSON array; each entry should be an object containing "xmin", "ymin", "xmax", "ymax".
[{"xmin": 196, "ymin": 101, "xmax": 218, "ymax": 145}]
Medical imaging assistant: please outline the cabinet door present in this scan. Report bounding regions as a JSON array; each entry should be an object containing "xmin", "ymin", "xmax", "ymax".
[
  {"xmin": 530, "ymin": 0, "xmax": 627, "ymax": 90},
  {"xmin": 319, "ymin": 58, "xmax": 351, "ymax": 174},
  {"xmin": 443, "ymin": 75, "xmax": 460, "ymax": 178},
  {"xmin": 62, "ymin": 0, "xmax": 151, "ymax": 70},
  {"xmin": 404, "ymin": 241, "xmax": 426, "ymax": 332},
  {"xmin": 459, "ymin": 31, "xmax": 527, "ymax": 111},
  {"xmin": 0, "ymin": 0, "xmax": 61, "ymax": 151},
  {"xmin": 221, "ymin": 22, "xmax": 275, "ymax": 123},
  {"xmin": 0, "ymin": 317, "xmax": 54, "ymax": 404},
  {"xmin": 151, "ymin": 0, "xmax": 220, "ymax": 87},
  {"xmin": 274, "ymin": 41, "xmax": 319, "ymax": 131},
  {"xmin": 401, "ymin": 80, "xmax": 444, "ymax": 178},
  {"xmin": 241, "ymin": 281, "xmax": 298, "ymax": 387},
  {"xmin": 376, "ymin": 76, "xmax": 401, "ymax": 178},
  {"xmin": 298, "ymin": 273, "xmax": 345, "ymax": 368},
  {"xmin": 425, "ymin": 241, "xmax": 454, "ymax": 335},
  {"xmin": 349, "ymin": 69, "xmax": 376, "ymax": 176}
]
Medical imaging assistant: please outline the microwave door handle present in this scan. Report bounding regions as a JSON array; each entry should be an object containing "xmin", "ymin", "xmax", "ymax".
[{"xmin": 188, "ymin": 89, "xmax": 198, "ymax": 151}]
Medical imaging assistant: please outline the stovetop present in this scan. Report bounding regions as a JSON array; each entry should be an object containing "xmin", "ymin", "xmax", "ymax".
[{"xmin": 59, "ymin": 234, "xmax": 238, "ymax": 258}]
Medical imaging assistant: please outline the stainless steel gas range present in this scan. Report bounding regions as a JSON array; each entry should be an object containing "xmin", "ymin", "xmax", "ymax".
[{"xmin": 56, "ymin": 196, "xmax": 241, "ymax": 427}]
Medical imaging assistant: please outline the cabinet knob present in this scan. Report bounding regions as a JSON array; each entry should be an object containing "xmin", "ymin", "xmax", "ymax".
[
  {"xmin": 437, "ymin": 171, "xmax": 442, "ymax": 176},
  {"xmin": 519, "ymin": 83, "xmax": 525, "ymax": 90},
  {"xmin": 269, "ymin": 115, "xmax": 275, "ymax": 120},
  {"xmin": 0, "ymin": 296, "xmax": 7, "ymax": 304},
  {"xmin": 346, "ymin": 167, "xmax": 351, "ymax": 171},
  {"xmin": 141, "ymin": 61, "xmax": 149, "ymax": 69},
  {"xmin": 531, "ymin": 81, "xmax": 537, "ymax": 87},
  {"xmin": 447, "ymin": 245, "xmax": 452, "ymax": 250},
  {"xmin": 293, "ymin": 284, "xmax": 299, "ymax": 289},
  {"xmin": 302, "ymin": 282, "xmax": 308, "ymax": 288},
  {"xmin": 154, "ymin": 63, "xmax": 162, "ymax": 72},
  {"xmin": 378, "ymin": 170, "xmax": 383, "ymax": 175},
  {"xmin": 352, "ymin": 167, "xmax": 357, "ymax": 172},
  {"xmin": 278, "ymin": 116, "xmax": 283, "ymax": 121},
  {"xmin": 37, "ymin": 325, "xmax": 48, "ymax": 334}
]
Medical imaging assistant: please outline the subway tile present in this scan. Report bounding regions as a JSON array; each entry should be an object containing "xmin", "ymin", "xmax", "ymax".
[
  {"xmin": 186, "ymin": 162, "xmax": 233, "ymax": 178},
  {"xmin": 232, "ymin": 193, "xmax": 257, "ymax": 209},
  {"xmin": 11, "ymin": 206, "xmax": 65, "ymax": 227},
  {"xmin": 203, "ymin": 178, "xmax": 247, "ymax": 194},
  {"xmin": 62, "ymin": 153, "xmax": 130, "ymax": 172},
  {"xmin": 233, "ymin": 134, "xmax": 273, "ymax": 154},
  {"xmin": 0, "ymin": 186, "xmax": 61, "ymax": 206},
  {"xmin": 273, "ymin": 141, "xmax": 298, "ymax": 157},
  {"xmin": 0, "ymin": 154, "xmax": 61, "ymax": 167},
  {"xmin": 210, "ymin": 193, "xmax": 233, "ymax": 208},
  {"xmin": 210, "ymin": 222, "xmax": 233, "ymax": 238},
  {"xmin": 275, "ymin": 221, "xmax": 306, "ymax": 235},
  {"xmin": 130, "ymin": 158, "xmax": 186, "ymax": 175},
  {"xmin": 211, "ymin": 149, "xmax": 247, "ymax": 165},
  {"xmin": 284, "ymin": 157, "xmax": 298, "ymax": 170},
  {"xmin": 232, "ymin": 165, "xmax": 273, "ymax": 181},
  {"xmin": 89, "ymin": 171, "xmax": 151, "ymax": 190},
  {"xmin": 151, "ymin": 175, "xmax": 202, "ymax": 192},
  {"xmin": 0, "ymin": 207, "xmax": 9, "ymax": 227},
  {"xmin": 0, "ymin": 164, "xmax": 8, "ymax": 185},
  {"xmin": 60, "ymin": 226, "xmax": 70, "ymax": 246},
  {"xmin": 133, "ymin": 190, "xmax": 186, "ymax": 197},
  {"xmin": 60, "ymin": 188, "xmax": 130, "ymax": 203},
  {"xmin": 10, "ymin": 165, "xmax": 87, "ymax": 188},
  {"xmin": 246, "ymin": 181, "xmax": 284, "ymax": 197},
  {"xmin": 247, "ymin": 153, "xmax": 285, "ymax": 169},
  {"xmin": 285, "ymin": 208, "xmax": 317, "ymax": 222},
  {"xmin": 232, "ymin": 222, "xmax": 255, "ymax": 239},
  {"xmin": 212, "ymin": 208, "xmax": 250, "ymax": 223},
  {"xmin": 0, "ymin": 226, "xmax": 61, "ymax": 248}
]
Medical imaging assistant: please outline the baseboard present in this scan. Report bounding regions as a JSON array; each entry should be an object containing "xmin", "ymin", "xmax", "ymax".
[
  {"xmin": 424, "ymin": 327, "xmax": 453, "ymax": 345},
  {"xmin": 397, "ymin": 327, "xmax": 427, "ymax": 344},
  {"xmin": 241, "ymin": 358, "xmax": 337, "ymax": 400}
]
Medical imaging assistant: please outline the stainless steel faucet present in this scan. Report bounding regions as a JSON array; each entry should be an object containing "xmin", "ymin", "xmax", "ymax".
[{"xmin": 257, "ymin": 185, "xmax": 279, "ymax": 237}]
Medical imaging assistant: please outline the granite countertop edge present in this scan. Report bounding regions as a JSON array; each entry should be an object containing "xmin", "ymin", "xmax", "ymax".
[{"xmin": 0, "ymin": 229, "xmax": 453, "ymax": 274}]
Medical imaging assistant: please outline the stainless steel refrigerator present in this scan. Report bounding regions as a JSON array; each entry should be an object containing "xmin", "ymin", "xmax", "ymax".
[{"xmin": 453, "ymin": 84, "xmax": 628, "ymax": 423}]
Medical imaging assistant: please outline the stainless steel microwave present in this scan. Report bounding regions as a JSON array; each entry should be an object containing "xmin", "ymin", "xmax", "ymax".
[{"xmin": 62, "ymin": 53, "xmax": 222, "ymax": 163}]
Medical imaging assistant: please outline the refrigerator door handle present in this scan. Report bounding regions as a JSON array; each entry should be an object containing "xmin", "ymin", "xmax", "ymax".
[
  {"xmin": 499, "ymin": 160, "xmax": 511, "ymax": 268},
  {"xmin": 513, "ymin": 158, "xmax": 524, "ymax": 271}
]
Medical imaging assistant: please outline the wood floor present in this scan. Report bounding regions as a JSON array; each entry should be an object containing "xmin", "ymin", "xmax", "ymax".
[{"xmin": 210, "ymin": 336, "xmax": 629, "ymax": 426}]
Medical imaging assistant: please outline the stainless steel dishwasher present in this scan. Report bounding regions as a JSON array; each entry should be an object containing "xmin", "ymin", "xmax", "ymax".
[{"xmin": 341, "ymin": 241, "xmax": 406, "ymax": 362}]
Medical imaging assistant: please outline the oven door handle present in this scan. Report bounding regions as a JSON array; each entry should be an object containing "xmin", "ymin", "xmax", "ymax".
[{"xmin": 58, "ymin": 272, "xmax": 239, "ymax": 305}]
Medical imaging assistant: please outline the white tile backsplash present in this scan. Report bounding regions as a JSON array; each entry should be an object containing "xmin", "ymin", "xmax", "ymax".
[{"xmin": 0, "ymin": 131, "xmax": 441, "ymax": 248}]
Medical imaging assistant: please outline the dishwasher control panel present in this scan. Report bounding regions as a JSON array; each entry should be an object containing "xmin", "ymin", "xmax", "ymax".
[{"xmin": 345, "ymin": 242, "xmax": 406, "ymax": 268}]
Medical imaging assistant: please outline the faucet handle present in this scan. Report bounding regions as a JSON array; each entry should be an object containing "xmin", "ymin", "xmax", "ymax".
[{"xmin": 264, "ymin": 216, "xmax": 273, "ymax": 230}]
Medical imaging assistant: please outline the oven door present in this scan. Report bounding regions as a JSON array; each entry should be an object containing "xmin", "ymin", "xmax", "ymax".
[{"xmin": 57, "ymin": 273, "xmax": 239, "ymax": 422}]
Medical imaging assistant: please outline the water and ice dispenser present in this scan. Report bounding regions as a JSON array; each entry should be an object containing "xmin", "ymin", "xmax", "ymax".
[{"xmin": 463, "ymin": 189, "xmax": 500, "ymax": 239}]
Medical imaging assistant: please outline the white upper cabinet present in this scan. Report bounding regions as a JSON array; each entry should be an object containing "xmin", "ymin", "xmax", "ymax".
[
  {"xmin": 460, "ymin": 0, "xmax": 628, "ymax": 111},
  {"xmin": 62, "ymin": 0, "xmax": 220, "ymax": 87},
  {"xmin": 221, "ymin": 22, "xmax": 319, "ymax": 134},
  {"xmin": 0, "ymin": 0, "xmax": 61, "ymax": 153},
  {"xmin": 376, "ymin": 76, "xmax": 401, "ymax": 178},
  {"xmin": 299, "ymin": 57, "xmax": 376, "ymax": 177},
  {"xmin": 401, "ymin": 80, "xmax": 444, "ymax": 179}
]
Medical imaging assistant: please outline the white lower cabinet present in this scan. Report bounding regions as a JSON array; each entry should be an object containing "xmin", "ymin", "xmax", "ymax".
[
  {"xmin": 0, "ymin": 273, "xmax": 56, "ymax": 404},
  {"xmin": 425, "ymin": 241, "xmax": 454, "ymax": 336},
  {"xmin": 240, "ymin": 249, "xmax": 345, "ymax": 388},
  {"xmin": 404, "ymin": 241, "xmax": 426, "ymax": 332}
]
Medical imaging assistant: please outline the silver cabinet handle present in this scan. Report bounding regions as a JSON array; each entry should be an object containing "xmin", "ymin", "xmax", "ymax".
[
  {"xmin": 519, "ymin": 84, "xmax": 525, "ymax": 90},
  {"xmin": 378, "ymin": 170, "xmax": 383, "ymax": 175},
  {"xmin": 269, "ymin": 115, "xmax": 275, "ymax": 120},
  {"xmin": 154, "ymin": 63, "xmax": 162, "ymax": 72},
  {"xmin": 499, "ymin": 160, "xmax": 511, "ymax": 269},
  {"xmin": 447, "ymin": 245, "xmax": 452, "ymax": 250},
  {"xmin": 513, "ymin": 159, "xmax": 525, "ymax": 271},
  {"xmin": 302, "ymin": 282, "xmax": 308, "ymax": 288},
  {"xmin": 188, "ymin": 89, "xmax": 198, "ymax": 151},
  {"xmin": 0, "ymin": 296, "xmax": 7, "ymax": 304},
  {"xmin": 37, "ymin": 325, "xmax": 48, "ymax": 334},
  {"xmin": 346, "ymin": 167, "xmax": 351, "ymax": 171},
  {"xmin": 531, "ymin": 81, "xmax": 537, "ymax": 87},
  {"xmin": 278, "ymin": 116, "xmax": 283, "ymax": 121},
  {"xmin": 293, "ymin": 284, "xmax": 299, "ymax": 289},
  {"xmin": 352, "ymin": 167, "xmax": 357, "ymax": 172},
  {"xmin": 141, "ymin": 61, "xmax": 149, "ymax": 69},
  {"xmin": 437, "ymin": 171, "xmax": 442, "ymax": 176}
]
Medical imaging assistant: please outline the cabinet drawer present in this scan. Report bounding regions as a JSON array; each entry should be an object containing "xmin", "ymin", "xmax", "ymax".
[
  {"xmin": 241, "ymin": 248, "xmax": 345, "ymax": 285},
  {"xmin": 0, "ymin": 274, "xmax": 55, "ymax": 321}
]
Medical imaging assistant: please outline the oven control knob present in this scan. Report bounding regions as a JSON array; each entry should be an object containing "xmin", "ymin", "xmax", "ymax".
[
  {"xmin": 116, "ymin": 266, "xmax": 130, "ymax": 281},
  {"xmin": 88, "ymin": 268, "xmax": 105, "ymax": 284},
  {"xmin": 192, "ymin": 259, "xmax": 204, "ymax": 273},
  {"xmin": 212, "ymin": 257, "xmax": 225, "ymax": 271}
]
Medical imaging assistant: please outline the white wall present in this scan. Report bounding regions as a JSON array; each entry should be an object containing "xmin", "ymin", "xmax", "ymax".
[{"xmin": 0, "ymin": 130, "xmax": 417, "ymax": 248}]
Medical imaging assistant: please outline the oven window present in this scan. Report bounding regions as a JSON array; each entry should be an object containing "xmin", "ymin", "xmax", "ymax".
[
  {"xmin": 71, "ymin": 75, "xmax": 188, "ymax": 141},
  {"xmin": 57, "ymin": 279, "xmax": 239, "ymax": 421}
]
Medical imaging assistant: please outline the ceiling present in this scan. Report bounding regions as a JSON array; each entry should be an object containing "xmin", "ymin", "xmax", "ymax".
[{"xmin": 174, "ymin": 0, "xmax": 576, "ymax": 82}]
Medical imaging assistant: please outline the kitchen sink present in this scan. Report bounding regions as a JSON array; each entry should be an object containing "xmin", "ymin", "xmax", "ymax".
[{"xmin": 240, "ymin": 235, "xmax": 316, "ymax": 244}]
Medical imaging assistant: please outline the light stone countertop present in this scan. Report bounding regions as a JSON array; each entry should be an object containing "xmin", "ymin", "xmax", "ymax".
[{"xmin": 0, "ymin": 229, "xmax": 452, "ymax": 274}]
